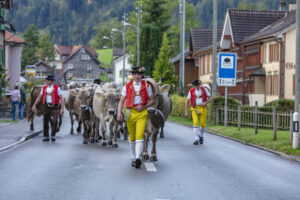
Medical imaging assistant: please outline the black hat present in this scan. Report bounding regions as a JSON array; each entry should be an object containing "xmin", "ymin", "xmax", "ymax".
[
  {"xmin": 131, "ymin": 66, "xmax": 146, "ymax": 74},
  {"xmin": 93, "ymin": 78, "xmax": 102, "ymax": 85},
  {"xmin": 192, "ymin": 80, "xmax": 200, "ymax": 86},
  {"xmin": 45, "ymin": 75, "xmax": 55, "ymax": 81}
]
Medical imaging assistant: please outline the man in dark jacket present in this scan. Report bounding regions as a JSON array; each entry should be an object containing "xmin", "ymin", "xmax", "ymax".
[{"xmin": 19, "ymin": 86, "xmax": 26, "ymax": 120}]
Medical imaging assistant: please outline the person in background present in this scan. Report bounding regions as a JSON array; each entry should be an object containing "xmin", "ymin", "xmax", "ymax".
[
  {"xmin": 11, "ymin": 86, "xmax": 20, "ymax": 121},
  {"xmin": 185, "ymin": 80, "xmax": 211, "ymax": 145},
  {"xmin": 19, "ymin": 86, "xmax": 26, "ymax": 120},
  {"xmin": 32, "ymin": 75, "xmax": 64, "ymax": 142}
]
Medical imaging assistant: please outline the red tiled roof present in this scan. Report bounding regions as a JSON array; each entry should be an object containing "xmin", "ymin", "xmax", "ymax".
[{"xmin": 5, "ymin": 31, "xmax": 26, "ymax": 44}]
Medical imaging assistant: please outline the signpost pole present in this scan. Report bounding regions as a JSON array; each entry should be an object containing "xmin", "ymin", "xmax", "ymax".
[{"xmin": 224, "ymin": 86, "xmax": 228, "ymax": 127}]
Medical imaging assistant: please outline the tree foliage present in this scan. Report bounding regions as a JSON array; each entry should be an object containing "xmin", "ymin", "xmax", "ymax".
[
  {"xmin": 0, "ymin": 64, "xmax": 9, "ymax": 100},
  {"xmin": 21, "ymin": 24, "xmax": 40, "ymax": 69},
  {"xmin": 38, "ymin": 32, "xmax": 55, "ymax": 62},
  {"xmin": 153, "ymin": 33, "xmax": 176, "ymax": 92}
]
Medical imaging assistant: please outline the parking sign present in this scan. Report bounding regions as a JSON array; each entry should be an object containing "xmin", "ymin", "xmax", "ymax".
[{"xmin": 218, "ymin": 53, "xmax": 237, "ymax": 86}]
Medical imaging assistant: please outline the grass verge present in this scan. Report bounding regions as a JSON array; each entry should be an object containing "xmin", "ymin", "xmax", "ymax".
[
  {"xmin": 0, "ymin": 120, "xmax": 18, "ymax": 123},
  {"xmin": 168, "ymin": 115, "xmax": 300, "ymax": 156}
]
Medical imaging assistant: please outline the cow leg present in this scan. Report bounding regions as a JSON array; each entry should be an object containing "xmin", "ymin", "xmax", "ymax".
[
  {"xmin": 112, "ymin": 121, "xmax": 118, "ymax": 148},
  {"xmin": 142, "ymin": 130, "xmax": 151, "ymax": 161},
  {"xmin": 150, "ymin": 128, "xmax": 159, "ymax": 162},
  {"xmin": 69, "ymin": 112, "xmax": 74, "ymax": 135},
  {"xmin": 77, "ymin": 118, "xmax": 82, "ymax": 133},
  {"xmin": 108, "ymin": 120, "xmax": 114, "ymax": 146},
  {"xmin": 56, "ymin": 113, "xmax": 62, "ymax": 132},
  {"xmin": 123, "ymin": 122, "xmax": 128, "ymax": 140},
  {"xmin": 160, "ymin": 126, "xmax": 165, "ymax": 138},
  {"xmin": 100, "ymin": 120, "xmax": 107, "ymax": 146},
  {"xmin": 92, "ymin": 118, "xmax": 100, "ymax": 143},
  {"xmin": 29, "ymin": 113, "xmax": 34, "ymax": 131},
  {"xmin": 83, "ymin": 120, "xmax": 88, "ymax": 144}
]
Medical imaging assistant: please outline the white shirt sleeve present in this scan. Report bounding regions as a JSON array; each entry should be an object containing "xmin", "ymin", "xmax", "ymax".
[
  {"xmin": 147, "ymin": 84, "xmax": 153, "ymax": 96},
  {"xmin": 205, "ymin": 88, "xmax": 211, "ymax": 97},
  {"xmin": 57, "ymin": 87, "xmax": 62, "ymax": 96},
  {"xmin": 121, "ymin": 86, "xmax": 127, "ymax": 97},
  {"xmin": 187, "ymin": 91, "xmax": 191, "ymax": 100}
]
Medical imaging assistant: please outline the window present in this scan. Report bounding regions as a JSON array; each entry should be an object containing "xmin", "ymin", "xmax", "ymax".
[
  {"xmin": 81, "ymin": 48, "xmax": 85, "ymax": 53},
  {"xmin": 263, "ymin": 44, "xmax": 267, "ymax": 64},
  {"xmin": 68, "ymin": 73, "xmax": 73, "ymax": 78},
  {"xmin": 274, "ymin": 44, "xmax": 279, "ymax": 62},
  {"xmin": 67, "ymin": 63, "xmax": 73, "ymax": 69},
  {"xmin": 267, "ymin": 74, "xmax": 272, "ymax": 96},
  {"xmin": 273, "ymin": 74, "xmax": 278, "ymax": 95},
  {"xmin": 87, "ymin": 64, "xmax": 92, "ymax": 70},
  {"xmin": 86, "ymin": 73, "xmax": 91, "ymax": 78},
  {"xmin": 81, "ymin": 55, "xmax": 90, "ymax": 60}
]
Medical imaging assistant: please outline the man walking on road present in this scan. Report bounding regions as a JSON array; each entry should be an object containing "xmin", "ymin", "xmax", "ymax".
[
  {"xmin": 19, "ymin": 86, "xmax": 26, "ymax": 120},
  {"xmin": 117, "ymin": 66, "xmax": 154, "ymax": 169},
  {"xmin": 32, "ymin": 75, "xmax": 64, "ymax": 142},
  {"xmin": 11, "ymin": 86, "xmax": 20, "ymax": 121},
  {"xmin": 185, "ymin": 80, "xmax": 211, "ymax": 145}
]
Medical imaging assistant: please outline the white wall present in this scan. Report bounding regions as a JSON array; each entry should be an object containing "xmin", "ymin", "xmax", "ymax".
[{"xmin": 113, "ymin": 54, "xmax": 132, "ymax": 84}]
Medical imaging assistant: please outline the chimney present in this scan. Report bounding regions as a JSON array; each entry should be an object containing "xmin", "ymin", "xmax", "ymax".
[
  {"xmin": 289, "ymin": 1, "xmax": 296, "ymax": 12},
  {"xmin": 279, "ymin": 0, "xmax": 287, "ymax": 11}
]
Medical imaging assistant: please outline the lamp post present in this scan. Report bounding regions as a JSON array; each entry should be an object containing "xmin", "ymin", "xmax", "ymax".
[{"xmin": 112, "ymin": 12, "xmax": 131, "ymax": 86}]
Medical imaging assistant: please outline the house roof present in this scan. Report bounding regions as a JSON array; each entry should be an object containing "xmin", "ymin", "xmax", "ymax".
[
  {"xmin": 55, "ymin": 44, "xmax": 100, "ymax": 65},
  {"xmin": 249, "ymin": 68, "xmax": 266, "ymax": 76},
  {"xmin": 5, "ymin": 31, "xmax": 26, "ymax": 44},
  {"xmin": 169, "ymin": 47, "xmax": 190, "ymax": 64},
  {"xmin": 228, "ymin": 9, "xmax": 286, "ymax": 44},
  {"xmin": 242, "ymin": 11, "xmax": 296, "ymax": 43},
  {"xmin": 113, "ymin": 48, "xmax": 124, "ymax": 57},
  {"xmin": 33, "ymin": 60, "xmax": 52, "ymax": 69},
  {"xmin": 190, "ymin": 27, "xmax": 222, "ymax": 52}
]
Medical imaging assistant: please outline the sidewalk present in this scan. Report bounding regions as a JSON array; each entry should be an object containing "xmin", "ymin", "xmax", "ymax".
[{"xmin": 0, "ymin": 117, "xmax": 43, "ymax": 152}]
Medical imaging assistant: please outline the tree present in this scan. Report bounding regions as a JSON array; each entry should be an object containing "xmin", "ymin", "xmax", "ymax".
[
  {"xmin": 153, "ymin": 33, "xmax": 176, "ymax": 92},
  {"xmin": 21, "ymin": 24, "xmax": 40, "ymax": 69},
  {"xmin": 0, "ymin": 64, "xmax": 9, "ymax": 100},
  {"xmin": 139, "ymin": 0, "xmax": 171, "ymax": 76},
  {"xmin": 38, "ymin": 32, "xmax": 55, "ymax": 62}
]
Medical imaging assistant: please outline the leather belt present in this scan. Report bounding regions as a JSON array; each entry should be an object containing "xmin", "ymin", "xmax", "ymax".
[{"xmin": 133, "ymin": 103, "xmax": 143, "ymax": 107}]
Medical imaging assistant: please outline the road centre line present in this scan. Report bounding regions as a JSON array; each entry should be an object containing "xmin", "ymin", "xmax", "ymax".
[{"xmin": 144, "ymin": 162, "xmax": 157, "ymax": 172}]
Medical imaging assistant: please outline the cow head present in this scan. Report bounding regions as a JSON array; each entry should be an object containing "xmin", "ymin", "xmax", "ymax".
[
  {"xmin": 78, "ymin": 88, "xmax": 93, "ymax": 111},
  {"xmin": 96, "ymin": 87, "xmax": 120, "ymax": 116}
]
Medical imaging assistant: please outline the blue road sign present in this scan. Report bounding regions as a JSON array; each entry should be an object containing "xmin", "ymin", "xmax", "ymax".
[{"xmin": 218, "ymin": 53, "xmax": 237, "ymax": 86}]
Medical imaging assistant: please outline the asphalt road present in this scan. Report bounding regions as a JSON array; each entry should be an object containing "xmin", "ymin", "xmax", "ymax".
[{"xmin": 1, "ymin": 108, "xmax": 300, "ymax": 200}]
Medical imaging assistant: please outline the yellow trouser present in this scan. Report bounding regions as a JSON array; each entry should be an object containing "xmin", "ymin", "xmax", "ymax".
[
  {"xmin": 191, "ymin": 105, "xmax": 207, "ymax": 128},
  {"xmin": 126, "ymin": 108, "xmax": 148, "ymax": 142}
]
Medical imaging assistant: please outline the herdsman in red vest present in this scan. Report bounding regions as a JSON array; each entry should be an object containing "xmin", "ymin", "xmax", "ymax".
[
  {"xmin": 185, "ymin": 80, "xmax": 211, "ymax": 145},
  {"xmin": 117, "ymin": 66, "xmax": 154, "ymax": 169},
  {"xmin": 32, "ymin": 75, "xmax": 64, "ymax": 142}
]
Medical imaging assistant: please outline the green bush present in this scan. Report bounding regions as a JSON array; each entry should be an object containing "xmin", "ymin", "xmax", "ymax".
[
  {"xmin": 264, "ymin": 99, "xmax": 294, "ymax": 112},
  {"xmin": 210, "ymin": 96, "xmax": 242, "ymax": 111},
  {"xmin": 171, "ymin": 94, "xmax": 192, "ymax": 119}
]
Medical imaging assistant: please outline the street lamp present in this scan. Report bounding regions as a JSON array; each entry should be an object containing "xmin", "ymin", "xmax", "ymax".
[{"xmin": 112, "ymin": 12, "xmax": 131, "ymax": 86}]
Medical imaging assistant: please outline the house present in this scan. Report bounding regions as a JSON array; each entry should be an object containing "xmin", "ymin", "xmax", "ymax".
[
  {"xmin": 241, "ymin": 6, "xmax": 296, "ymax": 105},
  {"xmin": 112, "ymin": 54, "xmax": 132, "ymax": 85},
  {"xmin": 191, "ymin": 28, "xmax": 223, "ymax": 90},
  {"xmin": 218, "ymin": 9, "xmax": 286, "ymax": 105},
  {"xmin": 5, "ymin": 31, "xmax": 26, "ymax": 90},
  {"xmin": 51, "ymin": 44, "xmax": 104, "ymax": 83},
  {"xmin": 33, "ymin": 60, "xmax": 54, "ymax": 79}
]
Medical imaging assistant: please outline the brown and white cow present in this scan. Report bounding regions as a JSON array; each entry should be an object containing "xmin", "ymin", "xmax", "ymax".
[
  {"xmin": 27, "ymin": 85, "xmax": 62, "ymax": 133},
  {"xmin": 93, "ymin": 83, "xmax": 120, "ymax": 147},
  {"xmin": 65, "ymin": 89, "xmax": 82, "ymax": 134},
  {"xmin": 157, "ymin": 84, "xmax": 172, "ymax": 138}
]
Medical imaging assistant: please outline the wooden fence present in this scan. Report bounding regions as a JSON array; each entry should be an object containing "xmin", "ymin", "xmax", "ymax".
[{"xmin": 216, "ymin": 106, "xmax": 292, "ymax": 131}]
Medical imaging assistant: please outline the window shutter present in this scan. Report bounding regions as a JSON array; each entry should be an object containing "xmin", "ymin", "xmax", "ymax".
[
  {"xmin": 269, "ymin": 45, "xmax": 272, "ymax": 62},
  {"xmin": 260, "ymin": 45, "xmax": 264, "ymax": 64},
  {"xmin": 265, "ymin": 75, "xmax": 268, "ymax": 96},
  {"xmin": 207, "ymin": 55, "xmax": 210, "ymax": 74},
  {"xmin": 198, "ymin": 57, "xmax": 201, "ymax": 76},
  {"xmin": 271, "ymin": 75, "xmax": 274, "ymax": 95}
]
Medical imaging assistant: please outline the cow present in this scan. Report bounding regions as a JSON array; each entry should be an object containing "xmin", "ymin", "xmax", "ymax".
[
  {"xmin": 93, "ymin": 83, "xmax": 120, "ymax": 147},
  {"xmin": 27, "ymin": 85, "xmax": 62, "ymax": 133},
  {"xmin": 64, "ymin": 89, "xmax": 82, "ymax": 134},
  {"xmin": 141, "ymin": 79, "xmax": 171, "ymax": 161},
  {"xmin": 157, "ymin": 84, "xmax": 172, "ymax": 138},
  {"xmin": 77, "ymin": 87, "xmax": 99, "ymax": 144}
]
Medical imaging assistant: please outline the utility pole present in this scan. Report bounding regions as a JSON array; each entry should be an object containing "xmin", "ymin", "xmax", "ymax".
[
  {"xmin": 296, "ymin": 0, "xmax": 300, "ymax": 111},
  {"xmin": 137, "ymin": 3, "xmax": 141, "ymax": 66},
  {"xmin": 212, "ymin": 0, "xmax": 218, "ymax": 97},
  {"xmin": 179, "ymin": 0, "xmax": 185, "ymax": 95}
]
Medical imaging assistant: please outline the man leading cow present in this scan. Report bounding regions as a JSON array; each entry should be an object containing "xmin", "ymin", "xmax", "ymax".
[
  {"xmin": 32, "ymin": 75, "xmax": 64, "ymax": 142},
  {"xmin": 117, "ymin": 66, "xmax": 154, "ymax": 169}
]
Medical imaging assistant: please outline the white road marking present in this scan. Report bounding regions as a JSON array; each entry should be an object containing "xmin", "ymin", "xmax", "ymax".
[{"xmin": 144, "ymin": 162, "xmax": 157, "ymax": 172}]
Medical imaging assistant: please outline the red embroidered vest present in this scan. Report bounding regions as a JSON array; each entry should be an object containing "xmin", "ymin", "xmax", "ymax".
[
  {"xmin": 42, "ymin": 84, "xmax": 60, "ymax": 105},
  {"xmin": 190, "ymin": 87, "xmax": 207, "ymax": 107},
  {"xmin": 126, "ymin": 80, "xmax": 148, "ymax": 108}
]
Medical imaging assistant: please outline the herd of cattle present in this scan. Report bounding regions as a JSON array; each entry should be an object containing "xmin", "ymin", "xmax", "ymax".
[{"xmin": 27, "ymin": 79, "xmax": 172, "ymax": 162}]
